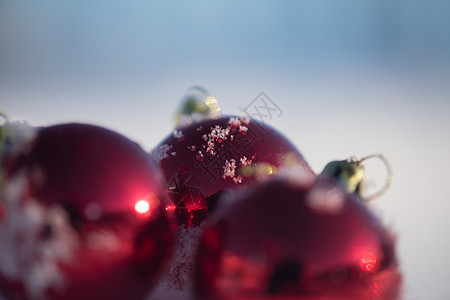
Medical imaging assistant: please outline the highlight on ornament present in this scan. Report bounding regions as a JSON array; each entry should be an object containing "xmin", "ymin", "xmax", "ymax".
[{"xmin": 135, "ymin": 199, "xmax": 151, "ymax": 215}]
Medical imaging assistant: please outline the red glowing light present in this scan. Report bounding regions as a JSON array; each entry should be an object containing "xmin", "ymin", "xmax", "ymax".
[
  {"xmin": 165, "ymin": 204, "xmax": 176, "ymax": 211},
  {"xmin": 135, "ymin": 200, "xmax": 151, "ymax": 215},
  {"xmin": 369, "ymin": 281, "xmax": 382, "ymax": 297},
  {"xmin": 359, "ymin": 252, "xmax": 378, "ymax": 273}
]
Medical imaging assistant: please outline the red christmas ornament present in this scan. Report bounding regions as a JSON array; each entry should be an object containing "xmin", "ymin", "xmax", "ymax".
[
  {"xmin": 194, "ymin": 176, "xmax": 402, "ymax": 300},
  {"xmin": 153, "ymin": 115, "xmax": 312, "ymax": 227},
  {"xmin": 0, "ymin": 123, "xmax": 175, "ymax": 300}
]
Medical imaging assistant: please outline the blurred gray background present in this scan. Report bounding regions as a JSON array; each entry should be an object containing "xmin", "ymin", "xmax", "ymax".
[{"xmin": 1, "ymin": 1, "xmax": 450, "ymax": 299}]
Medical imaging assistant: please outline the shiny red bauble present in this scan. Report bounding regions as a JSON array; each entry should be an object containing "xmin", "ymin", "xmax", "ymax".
[
  {"xmin": 194, "ymin": 176, "xmax": 401, "ymax": 300},
  {"xmin": 0, "ymin": 123, "xmax": 175, "ymax": 300},
  {"xmin": 154, "ymin": 116, "xmax": 311, "ymax": 227}
]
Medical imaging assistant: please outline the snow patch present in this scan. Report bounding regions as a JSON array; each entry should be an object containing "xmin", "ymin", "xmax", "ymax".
[
  {"xmin": 176, "ymin": 113, "xmax": 208, "ymax": 129},
  {"xmin": 173, "ymin": 130, "xmax": 184, "ymax": 139},
  {"xmin": 156, "ymin": 224, "xmax": 206, "ymax": 291},
  {"xmin": 209, "ymin": 125, "xmax": 229, "ymax": 142},
  {"xmin": 223, "ymin": 159, "xmax": 244, "ymax": 184},
  {"xmin": 233, "ymin": 175, "xmax": 243, "ymax": 184},
  {"xmin": 240, "ymin": 156, "xmax": 252, "ymax": 167},
  {"xmin": 3, "ymin": 120, "xmax": 36, "ymax": 159},
  {"xmin": 227, "ymin": 117, "xmax": 241, "ymax": 129},
  {"xmin": 223, "ymin": 159, "xmax": 237, "ymax": 180},
  {"xmin": 196, "ymin": 151, "xmax": 204, "ymax": 162},
  {"xmin": 0, "ymin": 173, "xmax": 78, "ymax": 299},
  {"xmin": 203, "ymin": 125, "xmax": 231, "ymax": 156},
  {"xmin": 151, "ymin": 144, "xmax": 173, "ymax": 165},
  {"xmin": 238, "ymin": 125, "xmax": 248, "ymax": 134}
]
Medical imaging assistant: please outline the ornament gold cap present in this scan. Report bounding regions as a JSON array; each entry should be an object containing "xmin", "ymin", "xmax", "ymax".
[
  {"xmin": 175, "ymin": 86, "xmax": 221, "ymax": 127},
  {"xmin": 320, "ymin": 154, "xmax": 392, "ymax": 202}
]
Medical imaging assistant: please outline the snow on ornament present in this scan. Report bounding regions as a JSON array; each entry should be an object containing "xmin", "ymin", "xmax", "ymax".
[
  {"xmin": 153, "ymin": 115, "xmax": 312, "ymax": 228},
  {"xmin": 149, "ymin": 89, "xmax": 312, "ymax": 293},
  {"xmin": 194, "ymin": 174, "xmax": 402, "ymax": 300},
  {"xmin": 0, "ymin": 122, "xmax": 175, "ymax": 300}
]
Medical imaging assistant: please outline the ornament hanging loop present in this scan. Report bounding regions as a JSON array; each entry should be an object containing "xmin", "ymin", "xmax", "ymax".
[
  {"xmin": 358, "ymin": 153, "xmax": 393, "ymax": 202},
  {"xmin": 319, "ymin": 153, "xmax": 393, "ymax": 202}
]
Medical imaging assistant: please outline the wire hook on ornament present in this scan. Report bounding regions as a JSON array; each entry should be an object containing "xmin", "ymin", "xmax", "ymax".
[{"xmin": 319, "ymin": 153, "xmax": 393, "ymax": 202}]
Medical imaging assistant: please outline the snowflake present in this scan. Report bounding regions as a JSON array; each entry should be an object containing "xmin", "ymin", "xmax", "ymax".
[
  {"xmin": 206, "ymin": 141, "xmax": 216, "ymax": 156},
  {"xmin": 209, "ymin": 125, "xmax": 230, "ymax": 142},
  {"xmin": 0, "ymin": 174, "xmax": 78, "ymax": 300},
  {"xmin": 151, "ymin": 144, "xmax": 173, "ymax": 165},
  {"xmin": 223, "ymin": 159, "xmax": 237, "ymax": 179},
  {"xmin": 233, "ymin": 175, "xmax": 243, "ymax": 184},
  {"xmin": 176, "ymin": 113, "xmax": 206, "ymax": 129},
  {"xmin": 158, "ymin": 224, "xmax": 207, "ymax": 290},
  {"xmin": 228, "ymin": 117, "xmax": 241, "ymax": 129},
  {"xmin": 202, "ymin": 125, "xmax": 232, "ymax": 158},
  {"xmin": 196, "ymin": 151, "xmax": 204, "ymax": 161},
  {"xmin": 173, "ymin": 130, "xmax": 184, "ymax": 139},
  {"xmin": 239, "ymin": 125, "xmax": 248, "ymax": 134},
  {"xmin": 240, "ymin": 156, "xmax": 252, "ymax": 166},
  {"xmin": 241, "ymin": 114, "xmax": 251, "ymax": 125}
]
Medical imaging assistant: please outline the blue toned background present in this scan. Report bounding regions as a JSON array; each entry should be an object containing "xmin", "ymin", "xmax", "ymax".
[{"xmin": 1, "ymin": 1, "xmax": 450, "ymax": 299}]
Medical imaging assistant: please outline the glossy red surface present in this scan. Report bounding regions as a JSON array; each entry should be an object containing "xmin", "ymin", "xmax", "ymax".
[
  {"xmin": 194, "ymin": 177, "xmax": 402, "ymax": 300},
  {"xmin": 155, "ymin": 116, "xmax": 311, "ymax": 227},
  {"xmin": 0, "ymin": 123, "xmax": 175, "ymax": 300}
]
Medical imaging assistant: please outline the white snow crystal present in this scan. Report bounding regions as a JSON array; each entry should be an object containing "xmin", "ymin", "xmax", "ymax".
[
  {"xmin": 233, "ymin": 175, "xmax": 243, "ymax": 184},
  {"xmin": 156, "ymin": 224, "xmax": 206, "ymax": 291},
  {"xmin": 209, "ymin": 125, "xmax": 229, "ymax": 142},
  {"xmin": 202, "ymin": 125, "xmax": 232, "ymax": 157},
  {"xmin": 173, "ymin": 130, "xmax": 184, "ymax": 139},
  {"xmin": 4, "ymin": 120, "xmax": 36, "ymax": 157},
  {"xmin": 227, "ymin": 117, "xmax": 241, "ymax": 128},
  {"xmin": 240, "ymin": 156, "xmax": 252, "ymax": 166},
  {"xmin": 0, "ymin": 173, "xmax": 78, "ymax": 300},
  {"xmin": 196, "ymin": 151, "xmax": 204, "ymax": 161},
  {"xmin": 206, "ymin": 140, "xmax": 216, "ymax": 156},
  {"xmin": 241, "ymin": 114, "xmax": 251, "ymax": 125},
  {"xmin": 223, "ymin": 159, "xmax": 237, "ymax": 179},
  {"xmin": 176, "ymin": 113, "xmax": 207, "ymax": 129},
  {"xmin": 151, "ymin": 144, "xmax": 173, "ymax": 165},
  {"xmin": 238, "ymin": 125, "xmax": 248, "ymax": 134}
]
